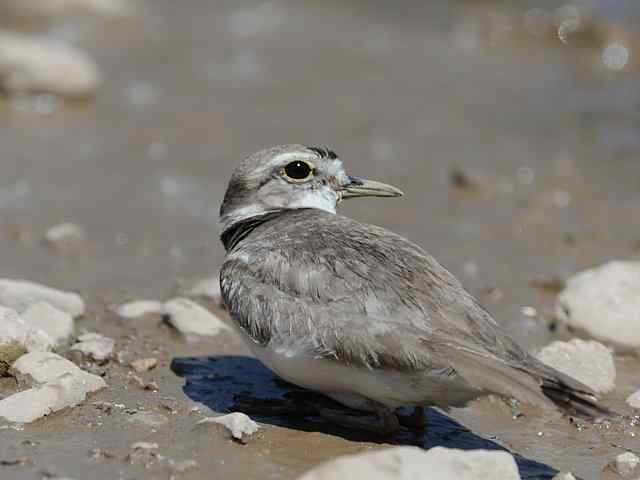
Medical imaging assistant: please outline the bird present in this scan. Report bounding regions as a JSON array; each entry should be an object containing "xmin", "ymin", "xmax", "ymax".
[{"xmin": 219, "ymin": 144, "xmax": 610, "ymax": 435}]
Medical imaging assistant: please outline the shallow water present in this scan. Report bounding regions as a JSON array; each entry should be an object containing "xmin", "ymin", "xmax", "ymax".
[{"xmin": 1, "ymin": 1, "xmax": 639, "ymax": 479}]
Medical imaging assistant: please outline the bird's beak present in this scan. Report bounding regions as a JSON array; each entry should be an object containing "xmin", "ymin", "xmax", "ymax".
[{"xmin": 340, "ymin": 176, "xmax": 404, "ymax": 199}]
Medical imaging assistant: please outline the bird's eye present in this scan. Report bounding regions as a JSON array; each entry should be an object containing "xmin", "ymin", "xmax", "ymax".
[{"xmin": 282, "ymin": 160, "xmax": 314, "ymax": 182}]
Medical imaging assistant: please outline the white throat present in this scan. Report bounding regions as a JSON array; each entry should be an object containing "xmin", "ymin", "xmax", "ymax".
[{"xmin": 220, "ymin": 190, "xmax": 338, "ymax": 232}]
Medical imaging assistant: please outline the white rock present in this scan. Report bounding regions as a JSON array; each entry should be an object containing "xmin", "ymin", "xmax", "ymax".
[
  {"xmin": 126, "ymin": 411, "xmax": 168, "ymax": 428},
  {"xmin": 536, "ymin": 339, "xmax": 616, "ymax": 394},
  {"xmin": 183, "ymin": 277, "xmax": 221, "ymax": 301},
  {"xmin": 21, "ymin": 302, "xmax": 74, "ymax": 347},
  {"xmin": 0, "ymin": 382, "xmax": 59, "ymax": 423},
  {"xmin": 0, "ymin": 305, "xmax": 53, "ymax": 354},
  {"xmin": 0, "ymin": 372, "xmax": 94, "ymax": 423},
  {"xmin": 131, "ymin": 442, "xmax": 159, "ymax": 450},
  {"xmin": 0, "ymin": 305, "xmax": 29, "ymax": 346},
  {"xmin": 12, "ymin": 351, "xmax": 106, "ymax": 392},
  {"xmin": 70, "ymin": 333, "xmax": 114, "ymax": 362},
  {"xmin": 626, "ymin": 390, "xmax": 640, "ymax": 409},
  {"xmin": 0, "ymin": 31, "xmax": 101, "ymax": 98},
  {"xmin": 164, "ymin": 298, "xmax": 230, "ymax": 341},
  {"xmin": 552, "ymin": 473, "xmax": 576, "ymax": 480},
  {"xmin": 44, "ymin": 222, "xmax": 86, "ymax": 251},
  {"xmin": 612, "ymin": 452, "xmax": 640, "ymax": 477},
  {"xmin": 297, "ymin": 446, "xmax": 521, "ymax": 480},
  {"xmin": 23, "ymin": 328, "xmax": 54, "ymax": 353},
  {"xmin": 0, "ymin": 279, "xmax": 85, "ymax": 318},
  {"xmin": 0, "ymin": 351, "xmax": 106, "ymax": 422},
  {"xmin": 1, "ymin": 0, "xmax": 135, "ymax": 18},
  {"xmin": 116, "ymin": 300, "xmax": 166, "ymax": 319},
  {"xmin": 196, "ymin": 413, "xmax": 259, "ymax": 443},
  {"xmin": 556, "ymin": 261, "xmax": 640, "ymax": 348}
]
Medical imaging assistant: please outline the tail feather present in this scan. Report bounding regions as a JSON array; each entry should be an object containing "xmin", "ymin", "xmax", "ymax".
[
  {"xmin": 539, "ymin": 378, "xmax": 616, "ymax": 420},
  {"xmin": 530, "ymin": 358, "xmax": 617, "ymax": 420},
  {"xmin": 438, "ymin": 343, "xmax": 616, "ymax": 420}
]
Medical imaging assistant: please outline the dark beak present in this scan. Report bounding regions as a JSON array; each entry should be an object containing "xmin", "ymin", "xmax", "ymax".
[{"xmin": 341, "ymin": 176, "xmax": 404, "ymax": 199}]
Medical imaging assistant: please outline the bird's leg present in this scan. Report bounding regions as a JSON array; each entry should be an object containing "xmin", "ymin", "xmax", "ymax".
[
  {"xmin": 315, "ymin": 400, "xmax": 400, "ymax": 436},
  {"xmin": 397, "ymin": 406, "xmax": 428, "ymax": 432}
]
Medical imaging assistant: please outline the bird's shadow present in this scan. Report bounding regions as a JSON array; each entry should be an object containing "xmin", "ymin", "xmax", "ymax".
[{"xmin": 171, "ymin": 355, "xmax": 559, "ymax": 480}]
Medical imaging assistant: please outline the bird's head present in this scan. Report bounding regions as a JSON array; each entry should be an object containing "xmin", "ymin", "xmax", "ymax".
[{"xmin": 219, "ymin": 144, "xmax": 403, "ymax": 230}]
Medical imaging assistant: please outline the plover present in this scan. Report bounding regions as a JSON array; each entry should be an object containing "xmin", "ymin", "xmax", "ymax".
[{"xmin": 219, "ymin": 144, "xmax": 609, "ymax": 434}]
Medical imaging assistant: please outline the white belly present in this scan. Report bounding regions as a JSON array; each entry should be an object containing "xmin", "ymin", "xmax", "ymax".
[{"xmin": 245, "ymin": 340, "xmax": 480, "ymax": 410}]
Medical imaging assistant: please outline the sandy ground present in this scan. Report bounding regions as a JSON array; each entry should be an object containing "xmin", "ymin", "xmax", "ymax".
[{"xmin": 1, "ymin": 1, "xmax": 639, "ymax": 479}]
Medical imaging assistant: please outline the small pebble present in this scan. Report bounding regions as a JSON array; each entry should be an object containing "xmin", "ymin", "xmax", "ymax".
[
  {"xmin": 171, "ymin": 459, "xmax": 198, "ymax": 473},
  {"xmin": 163, "ymin": 298, "xmax": 230, "ymax": 341},
  {"xmin": 612, "ymin": 451, "xmax": 640, "ymax": 477},
  {"xmin": 129, "ymin": 357, "xmax": 158, "ymax": 373},
  {"xmin": 626, "ymin": 390, "xmax": 640, "ymax": 409},
  {"xmin": 552, "ymin": 473, "xmax": 576, "ymax": 480},
  {"xmin": 44, "ymin": 222, "xmax": 86, "ymax": 252},
  {"xmin": 116, "ymin": 300, "xmax": 166, "ymax": 319},
  {"xmin": 131, "ymin": 442, "xmax": 159, "ymax": 450},
  {"xmin": 195, "ymin": 412, "xmax": 259, "ymax": 444},
  {"xmin": 127, "ymin": 411, "xmax": 168, "ymax": 428},
  {"xmin": 181, "ymin": 276, "xmax": 221, "ymax": 301},
  {"xmin": 129, "ymin": 375, "xmax": 159, "ymax": 391},
  {"xmin": 70, "ymin": 333, "xmax": 114, "ymax": 363}
]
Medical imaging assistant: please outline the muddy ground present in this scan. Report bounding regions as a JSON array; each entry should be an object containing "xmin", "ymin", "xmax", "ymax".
[{"xmin": 1, "ymin": 1, "xmax": 640, "ymax": 479}]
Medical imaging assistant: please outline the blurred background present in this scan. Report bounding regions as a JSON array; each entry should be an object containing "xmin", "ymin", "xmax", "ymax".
[
  {"xmin": 1, "ymin": 2, "xmax": 639, "ymax": 478},
  {"xmin": 2, "ymin": 0, "xmax": 639, "ymax": 348}
]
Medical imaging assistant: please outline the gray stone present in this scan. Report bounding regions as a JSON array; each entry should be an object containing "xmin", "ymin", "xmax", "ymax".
[
  {"xmin": 296, "ymin": 446, "xmax": 521, "ymax": 480},
  {"xmin": 611, "ymin": 451, "xmax": 640, "ymax": 477},
  {"xmin": 21, "ymin": 302, "xmax": 74, "ymax": 347},
  {"xmin": 551, "ymin": 473, "xmax": 576, "ymax": 480},
  {"xmin": 0, "ymin": 31, "xmax": 101, "ymax": 98},
  {"xmin": 116, "ymin": 300, "xmax": 166, "ymax": 319},
  {"xmin": 196, "ymin": 413, "xmax": 259, "ymax": 444},
  {"xmin": 164, "ymin": 298, "xmax": 230, "ymax": 341},
  {"xmin": 44, "ymin": 222, "xmax": 86, "ymax": 252},
  {"xmin": 126, "ymin": 411, "xmax": 169, "ymax": 428},
  {"xmin": 0, "ymin": 279, "xmax": 85, "ymax": 318},
  {"xmin": 626, "ymin": 390, "xmax": 640, "ymax": 409},
  {"xmin": 182, "ymin": 276, "xmax": 221, "ymax": 301},
  {"xmin": 131, "ymin": 442, "xmax": 159, "ymax": 450},
  {"xmin": 70, "ymin": 333, "xmax": 114, "ymax": 362},
  {"xmin": 12, "ymin": 351, "xmax": 106, "ymax": 392},
  {"xmin": 0, "ymin": 305, "xmax": 53, "ymax": 357},
  {"xmin": 535, "ymin": 339, "xmax": 616, "ymax": 394},
  {"xmin": 0, "ymin": 370, "xmax": 104, "ymax": 423},
  {"xmin": 555, "ymin": 261, "xmax": 640, "ymax": 349}
]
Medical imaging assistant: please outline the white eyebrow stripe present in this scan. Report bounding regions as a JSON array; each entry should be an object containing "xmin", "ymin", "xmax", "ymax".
[{"xmin": 270, "ymin": 151, "xmax": 317, "ymax": 165}]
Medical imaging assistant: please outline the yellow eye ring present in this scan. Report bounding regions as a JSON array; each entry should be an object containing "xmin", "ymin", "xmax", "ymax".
[{"xmin": 281, "ymin": 160, "xmax": 315, "ymax": 183}]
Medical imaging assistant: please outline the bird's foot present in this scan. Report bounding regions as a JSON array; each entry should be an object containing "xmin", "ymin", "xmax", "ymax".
[{"xmin": 397, "ymin": 406, "xmax": 428, "ymax": 433}]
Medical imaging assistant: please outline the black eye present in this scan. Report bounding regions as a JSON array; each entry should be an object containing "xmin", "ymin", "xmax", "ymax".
[{"xmin": 283, "ymin": 161, "xmax": 314, "ymax": 181}]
